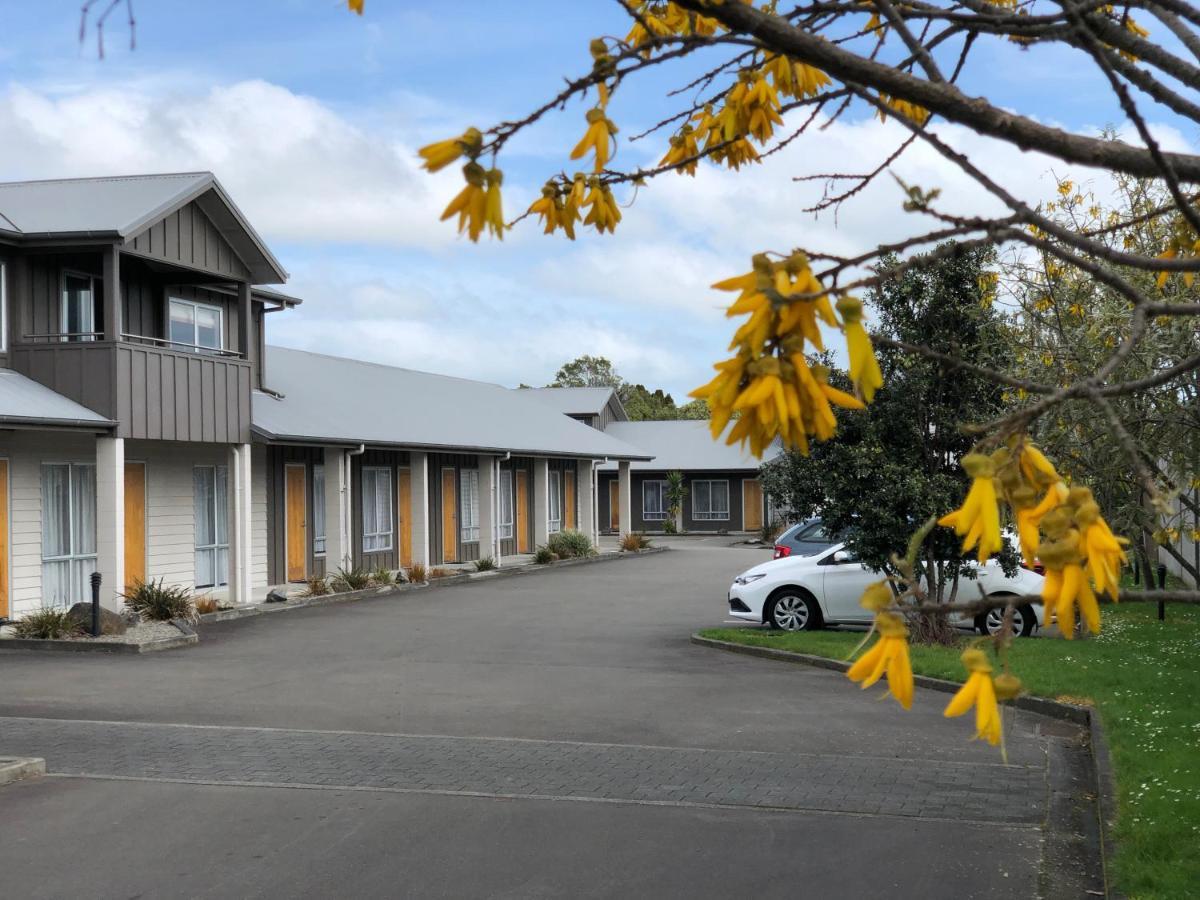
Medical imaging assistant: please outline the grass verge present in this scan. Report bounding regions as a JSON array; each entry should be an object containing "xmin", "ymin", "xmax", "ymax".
[{"xmin": 700, "ymin": 602, "xmax": 1199, "ymax": 900}]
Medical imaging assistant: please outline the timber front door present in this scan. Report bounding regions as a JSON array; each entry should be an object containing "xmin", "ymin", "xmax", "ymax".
[
  {"xmin": 124, "ymin": 462, "xmax": 146, "ymax": 589},
  {"xmin": 285, "ymin": 464, "xmax": 307, "ymax": 581}
]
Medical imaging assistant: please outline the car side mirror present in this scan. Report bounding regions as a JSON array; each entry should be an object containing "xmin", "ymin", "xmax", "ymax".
[{"xmin": 831, "ymin": 550, "xmax": 853, "ymax": 564}]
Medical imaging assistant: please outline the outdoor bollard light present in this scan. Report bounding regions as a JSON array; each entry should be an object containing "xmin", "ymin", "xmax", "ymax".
[{"xmin": 90, "ymin": 571, "xmax": 102, "ymax": 637}]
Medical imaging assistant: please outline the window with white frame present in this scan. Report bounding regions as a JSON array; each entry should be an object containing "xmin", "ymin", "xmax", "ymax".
[
  {"xmin": 692, "ymin": 479, "xmax": 730, "ymax": 521},
  {"xmin": 642, "ymin": 480, "xmax": 668, "ymax": 521},
  {"xmin": 460, "ymin": 469, "xmax": 480, "ymax": 543},
  {"xmin": 312, "ymin": 464, "xmax": 326, "ymax": 555},
  {"xmin": 362, "ymin": 467, "xmax": 393, "ymax": 553},
  {"xmin": 548, "ymin": 469, "xmax": 563, "ymax": 533},
  {"xmin": 498, "ymin": 469, "xmax": 514, "ymax": 540},
  {"xmin": 0, "ymin": 260, "xmax": 7, "ymax": 352},
  {"xmin": 62, "ymin": 273, "xmax": 98, "ymax": 342},
  {"xmin": 41, "ymin": 463, "xmax": 96, "ymax": 607},
  {"xmin": 194, "ymin": 465, "xmax": 229, "ymax": 589},
  {"xmin": 169, "ymin": 298, "xmax": 223, "ymax": 353}
]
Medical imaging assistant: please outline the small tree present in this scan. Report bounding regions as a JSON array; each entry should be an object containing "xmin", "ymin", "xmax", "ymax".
[
  {"xmin": 664, "ymin": 471, "xmax": 688, "ymax": 533},
  {"xmin": 550, "ymin": 355, "xmax": 622, "ymax": 390}
]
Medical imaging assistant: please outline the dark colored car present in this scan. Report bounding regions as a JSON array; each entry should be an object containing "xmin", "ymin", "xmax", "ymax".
[{"xmin": 773, "ymin": 518, "xmax": 840, "ymax": 559}]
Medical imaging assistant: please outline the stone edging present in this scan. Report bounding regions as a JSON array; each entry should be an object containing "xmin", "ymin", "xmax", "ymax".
[
  {"xmin": 0, "ymin": 622, "xmax": 198, "ymax": 654},
  {"xmin": 691, "ymin": 633, "xmax": 1118, "ymax": 897},
  {"xmin": 198, "ymin": 546, "xmax": 671, "ymax": 626},
  {"xmin": 0, "ymin": 756, "xmax": 45, "ymax": 787}
]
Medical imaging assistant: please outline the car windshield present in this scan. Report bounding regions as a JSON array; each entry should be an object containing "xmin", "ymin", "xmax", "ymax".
[{"xmin": 793, "ymin": 520, "xmax": 830, "ymax": 542}]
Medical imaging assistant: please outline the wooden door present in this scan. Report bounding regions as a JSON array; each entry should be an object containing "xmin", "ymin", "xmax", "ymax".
[
  {"xmin": 285, "ymin": 464, "xmax": 307, "ymax": 581},
  {"xmin": 564, "ymin": 473, "xmax": 576, "ymax": 530},
  {"xmin": 609, "ymin": 480, "xmax": 620, "ymax": 531},
  {"xmin": 441, "ymin": 468, "xmax": 458, "ymax": 563},
  {"xmin": 124, "ymin": 462, "xmax": 146, "ymax": 590},
  {"xmin": 515, "ymin": 470, "xmax": 530, "ymax": 553},
  {"xmin": 743, "ymin": 479, "xmax": 764, "ymax": 533},
  {"xmin": 397, "ymin": 468, "xmax": 413, "ymax": 567},
  {"xmin": 0, "ymin": 460, "xmax": 8, "ymax": 619}
]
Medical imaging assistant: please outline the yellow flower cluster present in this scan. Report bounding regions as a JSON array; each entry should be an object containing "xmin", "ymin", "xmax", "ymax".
[
  {"xmin": 943, "ymin": 648, "xmax": 1022, "ymax": 746},
  {"xmin": 571, "ymin": 108, "xmax": 619, "ymax": 172},
  {"xmin": 938, "ymin": 442, "xmax": 1127, "ymax": 637},
  {"xmin": 1155, "ymin": 226, "xmax": 1200, "ymax": 289},
  {"xmin": 847, "ymin": 589, "xmax": 914, "ymax": 709},
  {"xmin": 439, "ymin": 162, "xmax": 505, "ymax": 242},
  {"xmin": 876, "ymin": 94, "xmax": 931, "ymax": 125},
  {"xmin": 690, "ymin": 253, "xmax": 882, "ymax": 456},
  {"xmin": 623, "ymin": 1, "xmax": 719, "ymax": 53}
]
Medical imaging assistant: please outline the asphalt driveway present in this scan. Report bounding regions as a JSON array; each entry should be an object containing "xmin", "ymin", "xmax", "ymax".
[{"xmin": 0, "ymin": 539, "xmax": 1084, "ymax": 898}]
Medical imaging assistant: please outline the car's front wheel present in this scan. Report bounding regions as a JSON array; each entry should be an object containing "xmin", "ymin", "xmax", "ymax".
[
  {"xmin": 976, "ymin": 599, "xmax": 1037, "ymax": 637},
  {"xmin": 767, "ymin": 590, "xmax": 821, "ymax": 632}
]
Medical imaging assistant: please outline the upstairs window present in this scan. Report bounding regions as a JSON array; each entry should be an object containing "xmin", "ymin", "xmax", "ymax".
[
  {"xmin": 62, "ymin": 273, "xmax": 98, "ymax": 342},
  {"xmin": 169, "ymin": 298, "xmax": 223, "ymax": 353}
]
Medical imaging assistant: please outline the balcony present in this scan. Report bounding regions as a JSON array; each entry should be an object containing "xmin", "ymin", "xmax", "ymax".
[{"xmin": 9, "ymin": 333, "xmax": 251, "ymax": 443}]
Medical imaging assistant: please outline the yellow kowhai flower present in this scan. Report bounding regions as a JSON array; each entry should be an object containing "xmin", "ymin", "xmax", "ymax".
[
  {"xmin": 719, "ymin": 137, "xmax": 761, "ymax": 170},
  {"xmin": 439, "ymin": 162, "xmax": 488, "ymax": 242},
  {"xmin": 766, "ymin": 54, "xmax": 830, "ymax": 100},
  {"xmin": 835, "ymin": 296, "xmax": 883, "ymax": 402},
  {"xmin": 527, "ymin": 182, "xmax": 569, "ymax": 238},
  {"xmin": 877, "ymin": 94, "xmax": 930, "ymax": 125},
  {"xmin": 1039, "ymin": 510, "xmax": 1101, "ymax": 638},
  {"xmin": 418, "ymin": 127, "xmax": 483, "ymax": 173},
  {"xmin": 1068, "ymin": 302, "xmax": 1085, "ymax": 317},
  {"xmin": 1011, "ymin": 480, "xmax": 1068, "ymax": 564},
  {"xmin": 1071, "ymin": 488, "xmax": 1127, "ymax": 598},
  {"xmin": 624, "ymin": 4, "xmax": 674, "ymax": 53},
  {"xmin": 659, "ymin": 125, "xmax": 700, "ymax": 175},
  {"xmin": 943, "ymin": 649, "xmax": 1002, "ymax": 746},
  {"xmin": 847, "ymin": 611, "xmax": 913, "ymax": 709},
  {"xmin": 939, "ymin": 453, "xmax": 1003, "ymax": 563},
  {"xmin": 347, "ymin": 0, "xmax": 364, "ymax": 13},
  {"xmin": 571, "ymin": 108, "xmax": 619, "ymax": 172},
  {"xmin": 580, "ymin": 178, "xmax": 622, "ymax": 234},
  {"xmin": 483, "ymin": 168, "xmax": 505, "ymax": 241},
  {"xmin": 1017, "ymin": 441, "xmax": 1059, "ymax": 487}
]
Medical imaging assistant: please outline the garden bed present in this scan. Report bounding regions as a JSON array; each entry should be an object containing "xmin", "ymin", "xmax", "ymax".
[{"xmin": 0, "ymin": 619, "xmax": 197, "ymax": 654}]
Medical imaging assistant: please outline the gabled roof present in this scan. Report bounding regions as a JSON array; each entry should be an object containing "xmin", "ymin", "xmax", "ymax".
[
  {"xmin": 0, "ymin": 370, "xmax": 113, "ymax": 429},
  {"xmin": 0, "ymin": 172, "xmax": 287, "ymax": 283},
  {"xmin": 596, "ymin": 420, "xmax": 781, "ymax": 471},
  {"xmin": 253, "ymin": 347, "xmax": 654, "ymax": 460},
  {"xmin": 520, "ymin": 386, "xmax": 626, "ymax": 419}
]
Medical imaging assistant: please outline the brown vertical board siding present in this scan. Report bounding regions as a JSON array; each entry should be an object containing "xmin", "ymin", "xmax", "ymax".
[
  {"xmin": 124, "ymin": 462, "xmax": 146, "ymax": 589},
  {"xmin": 128, "ymin": 200, "xmax": 250, "ymax": 281},
  {"xmin": 0, "ymin": 460, "xmax": 7, "ymax": 618},
  {"xmin": 349, "ymin": 449, "xmax": 408, "ymax": 573},
  {"xmin": 284, "ymin": 464, "xmax": 307, "ymax": 582},
  {"xmin": 397, "ymin": 468, "xmax": 413, "ymax": 567},
  {"xmin": 265, "ymin": 446, "xmax": 332, "ymax": 585}
]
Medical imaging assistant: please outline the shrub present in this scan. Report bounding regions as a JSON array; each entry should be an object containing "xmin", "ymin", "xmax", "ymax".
[
  {"xmin": 370, "ymin": 567, "xmax": 395, "ymax": 586},
  {"xmin": 304, "ymin": 575, "xmax": 330, "ymax": 597},
  {"xmin": 620, "ymin": 532, "xmax": 652, "ymax": 552},
  {"xmin": 408, "ymin": 563, "xmax": 427, "ymax": 583},
  {"xmin": 121, "ymin": 578, "xmax": 196, "ymax": 623},
  {"xmin": 331, "ymin": 567, "xmax": 371, "ymax": 592},
  {"xmin": 474, "ymin": 556, "xmax": 497, "ymax": 572},
  {"xmin": 534, "ymin": 546, "xmax": 556, "ymax": 565},
  {"xmin": 546, "ymin": 529, "xmax": 593, "ymax": 559},
  {"xmin": 428, "ymin": 567, "xmax": 454, "ymax": 579},
  {"xmin": 760, "ymin": 521, "xmax": 783, "ymax": 543},
  {"xmin": 13, "ymin": 607, "xmax": 82, "ymax": 639},
  {"xmin": 663, "ymin": 519, "xmax": 678, "ymax": 534},
  {"xmin": 194, "ymin": 595, "xmax": 220, "ymax": 615}
]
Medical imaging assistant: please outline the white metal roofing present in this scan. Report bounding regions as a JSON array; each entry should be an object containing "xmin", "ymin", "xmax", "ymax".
[
  {"xmin": 0, "ymin": 172, "xmax": 287, "ymax": 283},
  {"xmin": 596, "ymin": 420, "xmax": 780, "ymax": 471},
  {"xmin": 253, "ymin": 347, "xmax": 654, "ymax": 460},
  {"xmin": 0, "ymin": 370, "xmax": 113, "ymax": 428},
  {"xmin": 520, "ymin": 386, "xmax": 621, "ymax": 417}
]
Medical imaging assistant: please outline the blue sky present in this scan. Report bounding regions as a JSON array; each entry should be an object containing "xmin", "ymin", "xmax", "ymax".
[{"xmin": 1, "ymin": 2, "xmax": 1192, "ymax": 396}]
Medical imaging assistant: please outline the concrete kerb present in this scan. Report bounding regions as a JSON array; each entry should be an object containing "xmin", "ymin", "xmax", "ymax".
[
  {"xmin": 691, "ymin": 633, "xmax": 1116, "ymax": 895},
  {"xmin": 198, "ymin": 546, "xmax": 672, "ymax": 627},
  {"xmin": 0, "ymin": 757, "xmax": 45, "ymax": 787},
  {"xmin": 0, "ymin": 624, "xmax": 198, "ymax": 655}
]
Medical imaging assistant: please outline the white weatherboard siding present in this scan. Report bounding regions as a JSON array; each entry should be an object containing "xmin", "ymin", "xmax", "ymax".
[
  {"xmin": 3, "ymin": 432, "xmax": 96, "ymax": 618},
  {"xmin": 251, "ymin": 443, "xmax": 268, "ymax": 594}
]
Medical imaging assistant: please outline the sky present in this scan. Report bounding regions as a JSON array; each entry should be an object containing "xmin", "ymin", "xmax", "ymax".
[{"xmin": 0, "ymin": 1, "xmax": 1194, "ymax": 398}]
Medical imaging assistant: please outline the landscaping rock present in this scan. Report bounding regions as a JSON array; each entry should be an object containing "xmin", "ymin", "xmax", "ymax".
[{"xmin": 64, "ymin": 602, "xmax": 127, "ymax": 635}]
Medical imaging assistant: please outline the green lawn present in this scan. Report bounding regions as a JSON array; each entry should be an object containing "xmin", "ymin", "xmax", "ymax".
[{"xmin": 700, "ymin": 603, "xmax": 1200, "ymax": 900}]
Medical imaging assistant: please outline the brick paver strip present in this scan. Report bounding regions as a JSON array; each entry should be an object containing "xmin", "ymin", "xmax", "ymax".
[{"xmin": 0, "ymin": 717, "xmax": 1044, "ymax": 824}]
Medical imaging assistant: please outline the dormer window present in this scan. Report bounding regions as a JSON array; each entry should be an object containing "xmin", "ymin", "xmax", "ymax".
[
  {"xmin": 62, "ymin": 272, "xmax": 99, "ymax": 342},
  {"xmin": 169, "ymin": 298, "xmax": 223, "ymax": 353}
]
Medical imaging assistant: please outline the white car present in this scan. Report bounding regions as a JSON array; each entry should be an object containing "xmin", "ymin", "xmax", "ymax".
[{"xmin": 727, "ymin": 542, "xmax": 1046, "ymax": 636}]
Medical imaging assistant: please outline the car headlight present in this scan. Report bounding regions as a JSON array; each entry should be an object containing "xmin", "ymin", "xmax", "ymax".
[{"xmin": 734, "ymin": 573, "xmax": 767, "ymax": 586}]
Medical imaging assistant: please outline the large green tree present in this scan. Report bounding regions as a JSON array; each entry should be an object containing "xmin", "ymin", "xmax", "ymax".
[
  {"xmin": 761, "ymin": 243, "xmax": 1016, "ymax": 638},
  {"xmin": 547, "ymin": 356, "xmax": 710, "ymax": 422}
]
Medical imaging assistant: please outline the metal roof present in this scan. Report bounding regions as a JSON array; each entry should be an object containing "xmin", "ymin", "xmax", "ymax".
[
  {"xmin": 520, "ymin": 386, "xmax": 623, "ymax": 417},
  {"xmin": 0, "ymin": 172, "xmax": 287, "ymax": 283},
  {"xmin": 596, "ymin": 420, "xmax": 781, "ymax": 471},
  {"xmin": 0, "ymin": 370, "xmax": 113, "ymax": 429},
  {"xmin": 253, "ymin": 347, "xmax": 654, "ymax": 460}
]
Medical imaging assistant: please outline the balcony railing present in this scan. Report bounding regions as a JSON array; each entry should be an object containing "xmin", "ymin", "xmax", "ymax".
[
  {"xmin": 20, "ymin": 331, "xmax": 104, "ymax": 343},
  {"xmin": 120, "ymin": 332, "xmax": 244, "ymax": 359}
]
